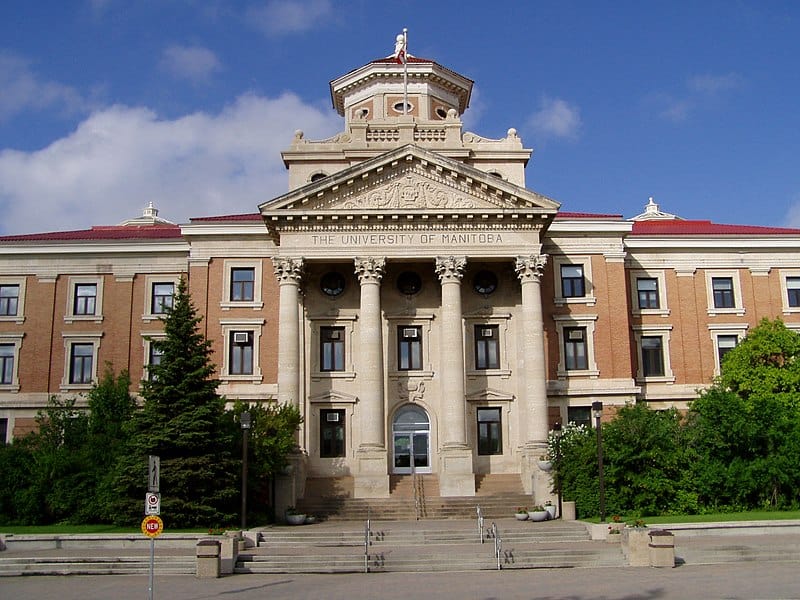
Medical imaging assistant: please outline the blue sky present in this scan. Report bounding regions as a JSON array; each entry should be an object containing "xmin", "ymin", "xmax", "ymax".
[{"xmin": 1, "ymin": 1, "xmax": 799, "ymax": 234}]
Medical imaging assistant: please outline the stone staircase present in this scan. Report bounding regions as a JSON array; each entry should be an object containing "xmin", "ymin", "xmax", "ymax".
[
  {"xmin": 235, "ymin": 519, "xmax": 624, "ymax": 574},
  {"xmin": 0, "ymin": 552, "xmax": 195, "ymax": 577},
  {"xmin": 297, "ymin": 474, "xmax": 533, "ymax": 521}
]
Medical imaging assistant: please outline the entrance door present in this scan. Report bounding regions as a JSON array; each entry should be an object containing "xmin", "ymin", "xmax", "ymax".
[{"xmin": 392, "ymin": 405, "xmax": 431, "ymax": 474}]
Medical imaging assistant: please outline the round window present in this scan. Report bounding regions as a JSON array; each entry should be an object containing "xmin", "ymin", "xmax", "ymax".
[
  {"xmin": 435, "ymin": 107, "xmax": 448, "ymax": 119},
  {"xmin": 397, "ymin": 271, "xmax": 422, "ymax": 296},
  {"xmin": 393, "ymin": 101, "xmax": 413, "ymax": 113},
  {"xmin": 320, "ymin": 272, "xmax": 345, "ymax": 297},
  {"xmin": 473, "ymin": 270, "xmax": 498, "ymax": 296}
]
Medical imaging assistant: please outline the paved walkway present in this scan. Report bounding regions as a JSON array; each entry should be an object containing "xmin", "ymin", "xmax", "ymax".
[{"xmin": 2, "ymin": 562, "xmax": 800, "ymax": 600}]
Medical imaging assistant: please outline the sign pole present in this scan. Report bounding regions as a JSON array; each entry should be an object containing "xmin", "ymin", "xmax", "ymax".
[{"xmin": 148, "ymin": 537, "xmax": 155, "ymax": 600}]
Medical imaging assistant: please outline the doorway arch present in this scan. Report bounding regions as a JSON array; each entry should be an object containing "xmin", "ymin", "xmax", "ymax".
[{"xmin": 392, "ymin": 404, "xmax": 431, "ymax": 474}]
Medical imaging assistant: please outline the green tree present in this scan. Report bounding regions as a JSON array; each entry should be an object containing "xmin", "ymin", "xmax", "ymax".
[{"xmin": 112, "ymin": 278, "xmax": 237, "ymax": 528}]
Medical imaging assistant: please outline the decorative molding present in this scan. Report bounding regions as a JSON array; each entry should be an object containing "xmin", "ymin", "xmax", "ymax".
[
  {"xmin": 515, "ymin": 254, "xmax": 547, "ymax": 283},
  {"xmin": 354, "ymin": 257, "xmax": 386, "ymax": 284},
  {"xmin": 272, "ymin": 257, "xmax": 304, "ymax": 284},
  {"xmin": 435, "ymin": 255, "xmax": 466, "ymax": 283}
]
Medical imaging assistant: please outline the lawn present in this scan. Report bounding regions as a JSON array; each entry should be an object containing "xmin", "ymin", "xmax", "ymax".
[{"xmin": 585, "ymin": 510, "xmax": 800, "ymax": 524}]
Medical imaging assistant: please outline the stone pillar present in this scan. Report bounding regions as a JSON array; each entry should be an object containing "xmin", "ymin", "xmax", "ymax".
[
  {"xmin": 435, "ymin": 256, "xmax": 475, "ymax": 497},
  {"xmin": 353, "ymin": 257, "xmax": 389, "ymax": 498},
  {"xmin": 515, "ymin": 254, "xmax": 550, "ymax": 497},
  {"xmin": 273, "ymin": 257, "xmax": 304, "ymax": 410}
]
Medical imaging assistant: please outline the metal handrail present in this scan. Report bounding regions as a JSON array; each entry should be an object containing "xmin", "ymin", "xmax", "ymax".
[
  {"xmin": 476, "ymin": 505, "xmax": 484, "ymax": 544},
  {"xmin": 491, "ymin": 522, "xmax": 501, "ymax": 570},
  {"xmin": 411, "ymin": 460, "xmax": 421, "ymax": 520},
  {"xmin": 364, "ymin": 517, "xmax": 371, "ymax": 573}
]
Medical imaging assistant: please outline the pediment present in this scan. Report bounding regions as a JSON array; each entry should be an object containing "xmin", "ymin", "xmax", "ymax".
[
  {"xmin": 466, "ymin": 388, "xmax": 515, "ymax": 403},
  {"xmin": 309, "ymin": 390, "xmax": 358, "ymax": 404},
  {"xmin": 260, "ymin": 145, "xmax": 559, "ymax": 218}
]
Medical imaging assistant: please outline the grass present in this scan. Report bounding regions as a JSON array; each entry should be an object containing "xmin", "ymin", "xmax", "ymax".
[{"xmin": 585, "ymin": 510, "xmax": 800, "ymax": 524}]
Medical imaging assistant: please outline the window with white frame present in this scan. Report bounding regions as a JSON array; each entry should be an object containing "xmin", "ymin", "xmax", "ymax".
[
  {"xmin": 319, "ymin": 409, "xmax": 346, "ymax": 458},
  {"xmin": 0, "ymin": 334, "xmax": 23, "ymax": 390},
  {"xmin": 465, "ymin": 315, "xmax": 511, "ymax": 376},
  {"xmin": 311, "ymin": 316, "xmax": 356, "ymax": 379},
  {"xmin": 630, "ymin": 270, "xmax": 670, "ymax": 317},
  {"xmin": 61, "ymin": 333, "xmax": 102, "ymax": 389},
  {"xmin": 320, "ymin": 326, "xmax": 345, "ymax": 372},
  {"xmin": 221, "ymin": 261, "xmax": 263, "ymax": 310},
  {"xmin": 387, "ymin": 314, "xmax": 434, "ymax": 377},
  {"xmin": 780, "ymin": 271, "xmax": 800, "ymax": 314},
  {"xmin": 65, "ymin": 277, "xmax": 104, "ymax": 322},
  {"xmin": 705, "ymin": 271, "xmax": 744, "ymax": 316},
  {"xmin": 477, "ymin": 407, "xmax": 503, "ymax": 455},
  {"xmin": 632, "ymin": 325, "xmax": 675, "ymax": 383},
  {"xmin": 397, "ymin": 326, "xmax": 422, "ymax": 371},
  {"xmin": 220, "ymin": 319, "xmax": 263, "ymax": 381},
  {"xmin": 554, "ymin": 315, "xmax": 599, "ymax": 377},
  {"xmin": 553, "ymin": 256, "xmax": 595, "ymax": 306},
  {"xmin": 0, "ymin": 284, "xmax": 20, "ymax": 317},
  {"xmin": 151, "ymin": 282, "xmax": 174, "ymax": 314},
  {"xmin": 709, "ymin": 324, "xmax": 747, "ymax": 376},
  {"xmin": 148, "ymin": 342, "xmax": 164, "ymax": 380},
  {"xmin": 475, "ymin": 325, "xmax": 500, "ymax": 370}
]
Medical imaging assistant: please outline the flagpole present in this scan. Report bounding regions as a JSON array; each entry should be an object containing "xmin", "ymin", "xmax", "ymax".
[{"xmin": 403, "ymin": 28, "xmax": 408, "ymax": 115}]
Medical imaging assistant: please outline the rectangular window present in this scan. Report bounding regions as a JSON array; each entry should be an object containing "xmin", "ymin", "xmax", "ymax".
[
  {"xmin": 0, "ymin": 343, "xmax": 14, "ymax": 385},
  {"xmin": 398, "ymin": 326, "xmax": 422, "ymax": 371},
  {"xmin": 69, "ymin": 343, "xmax": 94, "ymax": 384},
  {"xmin": 73, "ymin": 284, "xmax": 97, "ymax": 315},
  {"xmin": 717, "ymin": 335, "xmax": 738, "ymax": 366},
  {"xmin": 567, "ymin": 406, "xmax": 592, "ymax": 429},
  {"xmin": 148, "ymin": 343, "xmax": 164, "ymax": 380},
  {"xmin": 151, "ymin": 282, "xmax": 174, "ymax": 314},
  {"xmin": 712, "ymin": 277, "xmax": 735, "ymax": 309},
  {"xmin": 229, "ymin": 331, "xmax": 254, "ymax": 375},
  {"xmin": 560, "ymin": 264, "xmax": 585, "ymax": 298},
  {"xmin": 0, "ymin": 284, "xmax": 19, "ymax": 316},
  {"xmin": 0, "ymin": 417, "xmax": 7, "ymax": 444},
  {"xmin": 787, "ymin": 277, "xmax": 800, "ymax": 308},
  {"xmin": 641, "ymin": 336, "xmax": 665, "ymax": 377},
  {"xmin": 564, "ymin": 327, "xmax": 588, "ymax": 371},
  {"xmin": 230, "ymin": 268, "xmax": 255, "ymax": 302},
  {"xmin": 475, "ymin": 325, "xmax": 500, "ymax": 370},
  {"xmin": 320, "ymin": 326, "xmax": 345, "ymax": 372},
  {"xmin": 637, "ymin": 278, "xmax": 660, "ymax": 309},
  {"xmin": 320, "ymin": 409, "xmax": 345, "ymax": 458},
  {"xmin": 477, "ymin": 407, "xmax": 502, "ymax": 455}
]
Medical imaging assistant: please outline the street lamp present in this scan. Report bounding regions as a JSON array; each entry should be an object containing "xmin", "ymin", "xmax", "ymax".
[
  {"xmin": 591, "ymin": 401, "xmax": 606, "ymax": 523},
  {"xmin": 240, "ymin": 411, "xmax": 251, "ymax": 530},
  {"xmin": 553, "ymin": 421, "xmax": 562, "ymax": 519}
]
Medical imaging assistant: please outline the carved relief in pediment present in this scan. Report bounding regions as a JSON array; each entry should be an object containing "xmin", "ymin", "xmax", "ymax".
[{"xmin": 341, "ymin": 174, "xmax": 477, "ymax": 210}]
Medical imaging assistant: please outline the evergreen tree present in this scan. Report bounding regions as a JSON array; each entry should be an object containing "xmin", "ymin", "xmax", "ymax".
[{"xmin": 113, "ymin": 278, "xmax": 237, "ymax": 527}]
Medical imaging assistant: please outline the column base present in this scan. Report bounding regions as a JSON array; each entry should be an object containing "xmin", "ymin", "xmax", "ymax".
[
  {"xmin": 520, "ymin": 445, "xmax": 554, "ymax": 504},
  {"xmin": 353, "ymin": 446, "xmax": 389, "ymax": 498},
  {"xmin": 439, "ymin": 445, "xmax": 476, "ymax": 497}
]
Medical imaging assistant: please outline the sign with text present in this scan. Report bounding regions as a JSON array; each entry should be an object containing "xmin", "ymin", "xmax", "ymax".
[
  {"xmin": 145, "ymin": 492, "xmax": 161, "ymax": 516},
  {"xmin": 141, "ymin": 515, "xmax": 164, "ymax": 538}
]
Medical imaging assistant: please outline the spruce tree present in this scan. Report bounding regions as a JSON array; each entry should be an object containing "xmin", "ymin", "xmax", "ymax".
[{"xmin": 113, "ymin": 278, "xmax": 237, "ymax": 528}]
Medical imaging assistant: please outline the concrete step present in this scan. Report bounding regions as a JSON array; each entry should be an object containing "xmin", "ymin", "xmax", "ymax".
[{"xmin": 0, "ymin": 555, "xmax": 195, "ymax": 577}]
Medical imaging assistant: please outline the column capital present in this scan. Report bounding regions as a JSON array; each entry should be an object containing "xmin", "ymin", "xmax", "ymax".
[
  {"xmin": 272, "ymin": 257, "xmax": 304, "ymax": 284},
  {"xmin": 354, "ymin": 257, "xmax": 386, "ymax": 284},
  {"xmin": 435, "ymin": 255, "xmax": 467, "ymax": 284},
  {"xmin": 515, "ymin": 254, "xmax": 548, "ymax": 283}
]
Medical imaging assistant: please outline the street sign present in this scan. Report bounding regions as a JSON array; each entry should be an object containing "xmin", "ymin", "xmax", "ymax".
[
  {"xmin": 148, "ymin": 455, "xmax": 160, "ymax": 493},
  {"xmin": 141, "ymin": 515, "xmax": 164, "ymax": 538},
  {"xmin": 145, "ymin": 492, "xmax": 161, "ymax": 515}
]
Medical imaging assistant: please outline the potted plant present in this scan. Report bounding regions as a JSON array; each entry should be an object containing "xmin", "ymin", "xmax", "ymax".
[
  {"xmin": 514, "ymin": 506, "xmax": 529, "ymax": 520},
  {"xmin": 285, "ymin": 506, "xmax": 306, "ymax": 525},
  {"xmin": 528, "ymin": 505, "xmax": 549, "ymax": 522},
  {"xmin": 536, "ymin": 455, "xmax": 552, "ymax": 472},
  {"xmin": 543, "ymin": 500, "xmax": 556, "ymax": 520}
]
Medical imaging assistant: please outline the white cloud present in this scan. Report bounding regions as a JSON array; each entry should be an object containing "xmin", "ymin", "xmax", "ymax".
[
  {"xmin": 785, "ymin": 194, "xmax": 800, "ymax": 228},
  {"xmin": 246, "ymin": 0, "xmax": 333, "ymax": 35},
  {"xmin": 160, "ymin": 45, "xmax": 222, "ymax": 84},
  {"xmin": 527, "ymin": 96, "xmax": 582, "ymax": 141},
  {"xmin": 689, "ymin": 73, "xmax": 743, "ymax": 95},
  {"xmin": 0, "ymin": 93, "xmax": 341, "ymax": 235},
  {"xmin": 0, "ymin": 53, "xmax": 87, "ymax": 121},
  {"xmin": 654, "ymin": 72, "xmax": 743, "ymax": 123}
]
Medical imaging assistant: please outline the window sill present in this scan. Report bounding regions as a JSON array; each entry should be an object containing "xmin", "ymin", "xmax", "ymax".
[
  {"xmin": 0, "ymin": 315, "xmax": 25, "ymax": 324},
  {"xmin": 636, "ymin": 376, "xmax": 676, "ymax": 384},
  {"xmin": 632, "ymin": 309, "xmax": 670, "ymax": 318},
  {"xmin": 389, "ymin": 370, "xmax": 435, "ymax": 379},
  {"xmin": 0, "ymin": 384, "xmax": 21, "ymax": 392},
  {"xmin": 312, "ymin": 371, "xmax": 356, "ymax": 381},
  {"xmin": 60, "ymin": 383, "xmax": 94, "ymax": 391},
  {"xmin": 220, "ymin": 301, "xmax": 264, "ymax": 311},
  {"xmin": 707, "ymin": 308, "xmax": 745, "ymax": 317},
  {"xmin": 554, "ymin": 296, "xmax": 597, "ymax": 307},
  {"xmin": 64, "ymin": 316, "xmax": 104, "ymax": 324},
  {"xmin": 557, "ymin": 369, "xmax": 600, "ymax": 379},
  {"xmin": 221, "ymin": 374, "xmax": 263, "ymax": 383},
  {"xmin": 466, "ymin": 369, "xmax": 512, "ymax": 379}
]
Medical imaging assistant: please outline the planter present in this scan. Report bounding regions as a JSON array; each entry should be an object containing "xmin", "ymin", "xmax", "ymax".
[
  {"xmin": 285, "ymin": 514, "xmax": 306, "ymax": 525},
  {"xmin": 514, "ymin": 512, "xmax": 529, "ymax": 521},
  {"xmin": 606, "ymin": 532, "xmax": 622, "ymax": 543},
  {"xmin": 544, "ymin": 504, "xmax": 556, "ymax": 520},
  {"xmin": 528, "ymin": 510, "xmax": 549, "ymax": 522},
  {"xmin": 537, "ymin": 460, "xmax": 553, "ymax": 472}
]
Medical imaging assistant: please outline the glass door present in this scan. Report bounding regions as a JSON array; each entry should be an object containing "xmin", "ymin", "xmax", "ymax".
[{"xmin": 392, "ymin": 405, "xmax": 431, "ymax": 474}]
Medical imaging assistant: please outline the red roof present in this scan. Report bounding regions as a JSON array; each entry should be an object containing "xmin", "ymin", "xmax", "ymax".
[
  {"xmin": 631, "ymin": 220, "xmax": 800, "ymax": 236},
  {"xmin": 189, "ymin": 213, "xmax": 263, "ymax": 223},
  {"xmin": 0, "ymin": 224, "xmax": 182, "ymax": 243}
]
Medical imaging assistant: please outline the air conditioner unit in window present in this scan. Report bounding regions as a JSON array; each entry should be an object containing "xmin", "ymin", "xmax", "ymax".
[
  {"xmin": 328, "ymin": 330, "xmax": 341, "ymax": 340},
  {"xmin": 568, "ymin": 330, "xmax": 584, "ymax": 341},
  {"xmin": 326, "ymin": 412, "xmax": 340, "ymax": 422},
  {"xmin": 481, "ymin": 328, "xmax": 494, "ymax": 338},
  {"xmin": 233, "ymin": 332, "xmax": 250, "ymax": 344},
  {"xmin": 402, "ymin": 328, "xmax": 419, "ymax": 338}
]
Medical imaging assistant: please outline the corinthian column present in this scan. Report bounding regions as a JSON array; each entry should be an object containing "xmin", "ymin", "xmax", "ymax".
[
  {"xmin": 515, "ymin": 254, "xmax": 550, "ymax": 497},
  {"xmin": 354, "ymin": 256, "xmax": 386, "ymax": 449},
  {"xmin": 353, "ymin": 256, "xmax": 389, "ymax": 498},
  {"xmin": 435, "ymin": 255, "xmax": 475, "ymax": 496},
  {"xmin": 273, "ymin": 257, "xmax": 304, "ymax": 409}
]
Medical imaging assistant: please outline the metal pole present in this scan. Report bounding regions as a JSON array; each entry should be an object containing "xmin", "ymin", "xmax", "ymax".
[
  {"xmin": 240, "ymin": 411, "xmax": 251, "ymax": 530},
  {"xmin": 592, "ymin": 401, "xmax": 606, "ymax": 523},
  {"xmin": 554, "ymin": 423, "xmax": 563, "ymax": 519},
  {"xmin": 402, "ymin": 28, "xmax": 408, "ymax": 115},
  {"xmin": 148, "ymin": 537, "xmax": 154, "ymax": 600}
]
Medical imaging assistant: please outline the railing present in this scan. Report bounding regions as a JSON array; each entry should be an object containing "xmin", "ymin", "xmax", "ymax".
[
  {"xmin": 364, "ymin": 517, "xmax": 371, "ymax": 573},
  {"xmin": 491, "ymin": 522, "xmax": 502, "ymax": 570},
  {"xmin": 411, "ymin": 461, "xmax": 424, "ymax": 520},
  {"xmin": 476, "ymin": 505, "xmax": 484, "ymax": 544}
]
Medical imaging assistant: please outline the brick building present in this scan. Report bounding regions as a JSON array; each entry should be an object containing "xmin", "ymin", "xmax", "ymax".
[{"xmin": 2, "ymin": 43, "xmax": 799, "ymax": 506}]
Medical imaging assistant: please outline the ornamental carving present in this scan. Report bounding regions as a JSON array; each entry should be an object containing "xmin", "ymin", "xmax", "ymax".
[
  {"xmin": 342, "ymin": 175, "xmax": 476, "ymax": 210},
  {"xmin": 272, "ymin": 257, "xmax": 304, "ymax": 284},
  {"xmin": 435, "ymin": 255, "xmax": 467, "ymax": 283},
  {"xmin": 397, "ymin": 379, "xmax": 426, "ymax": 403},
  {"xmin": 515, "ymin": 254, "xmax": 548, "ymax": 283},
  {"xmin": 354, "ymin": 257, "xmax": 386, "ymax": 284}
]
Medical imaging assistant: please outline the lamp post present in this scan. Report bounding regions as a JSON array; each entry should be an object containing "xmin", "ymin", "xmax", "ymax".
[
  {"xmin": 553, "ymin": 421, "xmax": 563, "ymax": 519},
  {"xmin": 240, "ymin": 411, "xmax": 251, "ymax": 530},
  {"xmin": 591, "ymin": 401, "xmax": 606, "ymax": 523}
]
